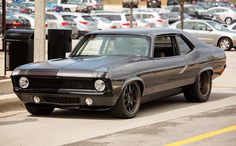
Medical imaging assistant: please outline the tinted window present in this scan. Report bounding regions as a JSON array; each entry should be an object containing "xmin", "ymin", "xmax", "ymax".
[
  {"xmin": 82, "ymin": 15, "xmax": 95, "ymax": 21},
  {"xmin": 176, "ymin": 36, "xmax": 191, "ymax": 54},
  {"xmin": 154, "ymin": 36, "xmax": 178, "ymax": 58},
  {"xmin": 96, "ymin": 15, "xmax": 121, "ymax": 21},
  {"xmin": 232, "ymin": 25, "xmax": 236, "ymax": 30}
]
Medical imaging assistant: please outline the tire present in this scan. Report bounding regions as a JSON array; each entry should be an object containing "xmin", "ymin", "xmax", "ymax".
[
  {"xmin": 25, "ymin": 103, "xmax": 55, "ymax": 115},
  {"xmin": 217, "ymin": 37, "xmax": 233, "ymax": 51},
  {"xmin": 111, "ymin": 82, "xmax": 141, "ymax": 119},
  {"xmin": 184, "ymin": 71, "xmax": 212, "ymax": 102},
  {"xmin": 64, "ymin": 8, "xmax": 71, "ymax": 12},
  {"xmin": 225, "ymin": 17, "xmax": 233, "ymax": 25}
]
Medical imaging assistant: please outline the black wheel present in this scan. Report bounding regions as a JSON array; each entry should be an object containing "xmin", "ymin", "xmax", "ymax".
[
  {"xmin": 225, "ymin": 17, "xmax": 233, "ymax": 25},
  {"xmin": 111, "ymin": 82, "xmax": 141, "ymax": 119},
  {"xmin": 64, "ymin": 8, "xmax": 71, "ymax": 12},
  {"xmin": 25, "ymin": 103, "xmax": 55, "ymax": 115},
  {"xmin": 184, "ymin": 71, "xmax": 212, "ymax": 102},
  {"xmin": 218, "ymin": 37, "xmax": 233, "ymax": 51}
]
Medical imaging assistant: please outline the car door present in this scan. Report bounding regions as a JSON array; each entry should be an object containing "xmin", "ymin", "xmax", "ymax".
[
  {"xmin": 191, "ymin": 22, "xmax": 216, "ymax": 45},
  {"xmin": 153, "ymin": 35, "xmax": 187, "ymax": 92}
]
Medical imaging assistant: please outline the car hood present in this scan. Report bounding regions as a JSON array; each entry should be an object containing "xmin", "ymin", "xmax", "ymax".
[{"xmin": 13, "ymin": 56, "xmax": 146, "ymax": 78}]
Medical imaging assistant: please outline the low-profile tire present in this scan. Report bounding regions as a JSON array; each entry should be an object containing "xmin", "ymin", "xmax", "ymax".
[
  {"xmin": 217, "ymin": 37, "xmax": 233, "ymax": 51},
  {"xmin": 225, "ymin": 17, "xmax": 233, "ymax": 25},
  {"xmin": 184, "ymin": 71, "xmax": 212, "ymax": 102},
  {"xmin": 111, "ymin": 82, "xmax": 141, "ymax": 119},
  {"xmin": 25, "ymin": 103, "xmax": 55, "ymax": 115}
]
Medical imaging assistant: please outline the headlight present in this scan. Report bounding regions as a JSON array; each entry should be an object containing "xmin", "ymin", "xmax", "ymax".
[
  {"xmin": 94, "ymin": 79, "xmax": 105, "ymax": 91},
  {"xmin": 19, "ymin": 77, "xmax": 29, "ymax": 89}
]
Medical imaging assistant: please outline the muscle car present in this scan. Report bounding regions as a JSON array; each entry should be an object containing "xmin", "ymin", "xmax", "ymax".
[{"xmin": 11, "ymin": 28, "xmax": 226, "ymax": 118}]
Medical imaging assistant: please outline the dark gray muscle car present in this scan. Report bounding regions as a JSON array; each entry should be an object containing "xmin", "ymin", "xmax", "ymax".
[{"xmin": 11, "ymin": 28, "xmax": 226, "ymax": 118}]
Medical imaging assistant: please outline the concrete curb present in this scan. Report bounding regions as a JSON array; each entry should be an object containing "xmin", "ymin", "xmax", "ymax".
[
  {"xmin": 0, "ymin": 79, "xmax": 13, "ymax": 95},
  {"xmin": 0, "ymin": 95, "xmax": 24, "ymax": 113}
]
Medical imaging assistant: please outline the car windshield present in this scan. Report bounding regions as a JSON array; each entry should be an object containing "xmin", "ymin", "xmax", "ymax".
[
  {"xmin": 207, "ymin": 21, "xmax": 228, "ymax": 31},
  {"xmin": 72, "ymin": 35, "xmax": 150, "ymax": 57}
]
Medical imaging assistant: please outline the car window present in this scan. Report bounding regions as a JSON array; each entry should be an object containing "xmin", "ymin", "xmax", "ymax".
[
  {"xmin": 97, "ymin": 15, "xmax": 121, "ymax": 21},
  {"xmin": 194, "ymin": 22, "xmax": 209, "ymax": 31},
  {"xmin": 176, "ymin": 22, "xmax": 195, "ymax": 30},
  {"xmin": 176, "ymin": 36, "xmax": 191, "ymax": 54},
  {"xmin": 232, "ymin": 25, "xmax": 236, "ymax": 30},
  {"xmin": 143, "ymin": 14, "xmax": 154, "ymax": 19},
  {"xmin": 74, "ymin": 35, "xmax": 150, "ymax": 57},
  {"xmin": 82, "ymin": 15, "xmax": 95, "ymax": 21},
  {"xmin": 154, "ymin": 36, "xmax": 178, "ymax": 58},
  {"xmin": 46, "ymin": 14, "xmax": 57, "ymax": 20}
]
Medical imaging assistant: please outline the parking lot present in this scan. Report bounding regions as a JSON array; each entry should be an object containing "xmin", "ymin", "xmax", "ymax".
[{"xmin": 1, "ymin": 0, "xmax": 236, "ymax": 146}]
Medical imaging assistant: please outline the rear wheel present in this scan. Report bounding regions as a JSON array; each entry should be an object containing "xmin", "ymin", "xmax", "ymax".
[
  {"xmin": 218, "ymin": 37, "xmax": 233, "ymax": 51},
  {"xmin": 225, "ymin": 17, "xmax": 233, "ymax": 25},
  {"xmin": 111, "ymin": 82, "xmax": 141, "ymax": 119},
  {"xmin": 64, "ymin": 8, "xmax": 71, "ymax": 12},
  {"xmin": 184, "ymin": 71, "xmax": 212, "ymax": 102},
  {"xmin": 25, "ymin": 103, "xmax": 55, "ymax": 115}
]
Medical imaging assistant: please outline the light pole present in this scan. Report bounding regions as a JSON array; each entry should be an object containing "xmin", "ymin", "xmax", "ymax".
[{"xmin": 125, "ymin": 0, "xmax": 139, "ymax": 28}]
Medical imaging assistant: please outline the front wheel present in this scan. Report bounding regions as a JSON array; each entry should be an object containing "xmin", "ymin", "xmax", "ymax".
[
  {"xmin": 111, "ymin": 82, "xmax": 141, "ymax": 119},
  {"xmin": 218, "ymin": 37, "xmax": 233, "ymax": 51},
  {"xmin": 184, "ymin": 71, "xmax": 212, "ymax": 102},
  {"xmin": 25, "ymin": 103, "xmax": 55, "ymax": 115}
]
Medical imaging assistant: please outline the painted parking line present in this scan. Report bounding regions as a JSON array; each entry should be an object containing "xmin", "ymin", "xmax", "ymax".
[{"xmin": 165, "ymin": 125, "xmax": 236, "ymax": 146}]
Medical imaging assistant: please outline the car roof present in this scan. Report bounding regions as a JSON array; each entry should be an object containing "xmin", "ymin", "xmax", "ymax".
[
  {"xmin": 88, "ymin": 28, "xmax": 182, "ymax": 36},
  {"xmin": 60, "ymin": 12, "xmax": 89, "ymax": 16}
]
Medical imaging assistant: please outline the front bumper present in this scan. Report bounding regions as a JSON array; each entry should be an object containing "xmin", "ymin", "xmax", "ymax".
[{"xmin": 15, "ymin": 90, "xmax": 119, "ymax": 107}]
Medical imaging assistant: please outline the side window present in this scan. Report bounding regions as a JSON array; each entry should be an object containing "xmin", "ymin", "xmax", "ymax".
[
  {"xmin": 195, "ymin": 22, "xmax": 210, "ymax": 31},
  {"xmin": 154, "ymin": 36, "xmax": 178, "ymax": 58},
  {"xmin": 176, "ymin": 36, "xmax": 192, "ymax": 54},
  {"xmin": 232, "ymin": 25, "xmax": 236, "ymax": 30}
]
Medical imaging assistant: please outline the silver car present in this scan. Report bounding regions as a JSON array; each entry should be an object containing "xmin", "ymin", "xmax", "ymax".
[
  {"xmin": 46, "ymin": 12, "xmax": 78, "ymax": 38},
  {"xmin": 228, "ymin": 22, "xmax": 236, "ymax": 32},
  {"xmin": 170, "ymin": 19, "xmax": 236, "ymax": 50},
  {"xmin": 206, "ymin": 7, "xmax": 236, "ymax": 25}
]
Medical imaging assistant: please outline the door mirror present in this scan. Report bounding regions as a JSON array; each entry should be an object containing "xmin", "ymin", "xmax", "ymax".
[{"xmin": 206, "ymin": 27, "xmax": 213, "ymax": 31}]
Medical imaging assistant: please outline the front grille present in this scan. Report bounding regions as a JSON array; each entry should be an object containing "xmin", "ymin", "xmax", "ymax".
[
  {"xmin": 43, "ymin": 97, "xmax": 80, "ymax": 104},
  {"xmin": 26, "ymin": 77, "xmax": 95, "ymax": 90}
]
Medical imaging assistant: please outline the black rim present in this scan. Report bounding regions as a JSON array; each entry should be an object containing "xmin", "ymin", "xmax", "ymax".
[
  {"xmin": 123, "ymin": 83, "xmax": 139, "ymax": 113},
  {"xmin": 198, "ymin": 74, "xmax": 210, "ymax": 96}
]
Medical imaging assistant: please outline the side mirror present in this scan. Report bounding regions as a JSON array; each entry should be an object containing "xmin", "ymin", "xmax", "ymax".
[{"xmin": 207, "ymin": 27, "xmax": 213, "ymax": 31}]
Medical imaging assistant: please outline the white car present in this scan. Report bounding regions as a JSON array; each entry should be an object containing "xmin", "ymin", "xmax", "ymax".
[
  {"xmin": 132, "ymin": 11, "xmax": 169, "ymax": 27},
  {"xmin": 206, "ymin": 7, "xmax": 236, "ymax": 25},
  {"xmin": 21, "ymin": 2, "xmax": 35, "ymax": 12},
  {"xmin": 60, "ymin": 12, "xmax": 97, "ymax": 37},
  {"xmin": 56, "ymin": 0, "xmax": 79, "ymax": 12},
  {"xmin": 93, "ymin": 16, "xmax": 122, "ymax": 30},
  {"xmin": 92, "ymin": 12, "xmax": 138, "ymax": 29}
]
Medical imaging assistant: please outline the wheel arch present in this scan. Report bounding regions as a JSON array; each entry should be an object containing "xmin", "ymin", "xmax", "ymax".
[
  {"xmin": 217, "ymin": 36, "xmax": 233, "ymax": 47},
  {"xmin": 121, "ymin": 77, "xmax": 145, "ymax": 96},
  {"xmin": 197, "ymin": 67, "xmax": 213, "ymax": 80}
]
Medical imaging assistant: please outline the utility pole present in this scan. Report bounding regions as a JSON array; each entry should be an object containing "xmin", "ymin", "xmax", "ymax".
[
  {"xmin": 34, "ymin": 0, "xmax": 46, "ymax": 62},
  {"xmin": 180, "ymin": 0, "xmax": 184, "ymax": 30},
  {"xmin": 2, "ymin": 0, "xmax": 6, "ymax": 75}
]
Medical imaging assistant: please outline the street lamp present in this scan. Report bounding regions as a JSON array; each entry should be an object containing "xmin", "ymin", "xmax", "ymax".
[{"xmin": 123, "ymin": 0, "xmax": 139, "ymax": 28}]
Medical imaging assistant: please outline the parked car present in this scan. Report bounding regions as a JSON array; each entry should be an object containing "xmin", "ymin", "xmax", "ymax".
[
  {"xmin": 21, "ymin": 2, "xmax": 35, "ymax": 12},
  {"xmin": 56, "ymin": 0, "xmax": 81, "ymax": 12},
  {"xmin": 46, "ymin": 2, "xmax": 64, "ymax": 12},
  {"xmin": 170, "ymin": 19, "xmax": 236, "ymax": 50},
  {"xmin": 82, "ymin": 0, "xmax": 103, "ymax": 10},
  {"xmin": 206, "ymin": 7, "xmax": 236, "ymax": 25},
  {"xmin": 135, "ymin": 18, "xmax": 155, "ymax": 28},
  {"xmin": 227, "ymin": 22, "xmax": 236, "ymax": 32},
  {"xmin": 133, "ymin": 11, "xmax": 169, "ymax": 27},
  {"xmin": 46, "ymin": 12, "xmax": 78, "ymax": 39},
  {"xmin": 93, "ymin": 16, "xmax": 122, "ymax": 30},
  {"xmin": 3, "ymin": 2, "xmax": 33, "ymax": 14},
  {"xmin": 92, "ymin": 12, "xmax": 138, "ymax": 28},
  {"xmin": 61, "ymin": 12, "xmax": 97, "ymax": 37},
  {"xmin": 75, "ymin": 2, "xmax": 93, "ymax": 13},
  {"xmin": 147, "ymin": 0, "xmax": 161, "ymax": 8},
  {"xmin": 14, "ymin": 13, "xmax": 35, "ymax": 29},
  {"xmin": 161, "ymin": 12, "xmax": 192, "ymax": 25},
  {"xmin": 0, "ymin": 13, "xmax": 31, "ymax": 34},
  {"xmin": 170, "ymin": 5, "xmax": 221, "ymax": 23},
  {"xmin": 11, "ymin": 28, "xmax": 226, "ymax": 118}
]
